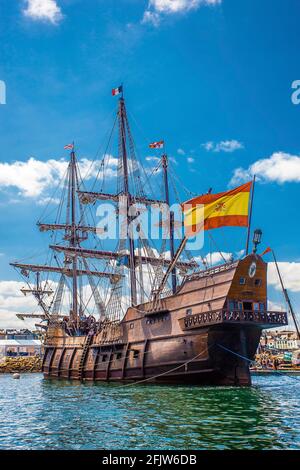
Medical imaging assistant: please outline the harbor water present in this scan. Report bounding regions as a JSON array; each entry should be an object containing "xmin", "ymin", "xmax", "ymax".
[{"xmin": 0, "ymin": 373, "xmax": 299, "ymax": 450}]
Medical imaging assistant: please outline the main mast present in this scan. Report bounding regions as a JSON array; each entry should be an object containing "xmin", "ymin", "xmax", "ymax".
[
  {"xmin": 70, "ymin": 147, "xmax": 79, "ymax": 324},
  {"xmin": 119, "ymin": 97, "xmax": 137, "ymax": 306},
  {"xmin": 76, "ymin": 90, "xmax": 198, "ymax": 310}
]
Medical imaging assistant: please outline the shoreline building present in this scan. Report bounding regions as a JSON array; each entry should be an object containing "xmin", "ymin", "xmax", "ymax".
[
  {"xmin": 261, "ymin": 329, "xmax": 300, "ymax": 352},
  {"xmin": 0, "ymin": 329, "xmax": 42, "ymax": 357}
]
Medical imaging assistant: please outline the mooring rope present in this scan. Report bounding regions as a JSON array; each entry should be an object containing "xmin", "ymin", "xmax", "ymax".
[
  {"xmin": 217, "ymin": 343, "xmax": 300, "ymax": 384},
  {"xmin": 121, "ymin": 344, "xmax": 214, "ymax": 387}
]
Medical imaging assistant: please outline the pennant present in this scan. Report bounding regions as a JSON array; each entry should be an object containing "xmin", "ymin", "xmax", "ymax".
[
  {"xmin": 64, "ymin": 144, "xmax": 74, "ymax": 150},
  {"xmin": 261, "ymin": 247, "xmax": 272, "ymax": 256}
]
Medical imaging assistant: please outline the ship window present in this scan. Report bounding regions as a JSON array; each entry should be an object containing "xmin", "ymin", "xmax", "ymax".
[
  {"xmin": 239, "ymin": 277, "xmax": 246, "ymax": 285},
  {"xmin": 229, "ymin": 300, "xmax": 237, "ymax": 311},
  {"xmin": 253, "ymin": 302, "xmax": 259, "ymax": 311},
  {"xmin": 129, "ymin": 323, "xmax": 134, "ymax": 329},
  {"xmin": 116, "ymin": 353, "xmax": 122, "ymax": 360},
  {"xmin": 260, "ymin": 302, "xmax": 265, "ymax": 311},
  {"xmin": 102, "ymin": 354, "xmax": 108, "ymax": 362},
  {"xmin": 133, "ymin": 350, "xmax": 139, "ymax": 359},
  {"xmin": 255, "ymin": 279, "xmax": 262, "ymax": 287},
  {"xmin": 186, "ymin": 308, "xmax": 192, "ymax": 315}
]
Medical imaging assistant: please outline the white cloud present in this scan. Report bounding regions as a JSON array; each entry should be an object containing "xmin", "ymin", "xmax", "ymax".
[
  {"xmin": 202, "ymin": 139, "xmax": 244, "ymax": 153},
  {"xmin": 202, "ymin": 141, "xmax": 214, "ymax": 151},
  {"xmin": 0, "ymin": 156, "xmax": 118, "ymax": 201},
  {"xmin": 177, "ymin": 148, "xmax": 185, "ymax": 155},
  {"xmin": 36, "ymin": 196, "xmax": 61, "ymax": 206},
  {"xmin": 142, "ymin": 0, "xmax": 221, "ymax": 26},
  {"xmin": 230, "ymin": 151, "xmax": 300, "ymax": 186},
  {"xmin": 0, "ymin": 157, "xmax": 66, "ymax": 198},
  {"xmin": 268, "ymin": 299, "xmax": 285, "ymax": 312},
  {"xmin": 145, "ymin": 156, "xmax": 160, "ymax": 162},
  {"xmin": 149, "ymin": 0, "xmax": 221, "ymax": 14},
  {"xmin": 205, "ymin": 251, "xmax": 233, "ymax": 265},
  {"xmin": 0, "ymin": 281, "xmax": 39, "ymax": 329},
  {"xmin": 268, "ymin": 262, "xmax": 300, "ymax": 293},
  {"xmin": 142, "ymin": 10, "xmax": 161, "ymax": 27},
  {"xmin": 187, "ymin": 157, "xmax": 195, "ymax": 163},
  {"xmin": 23, "ymin": 0, "xmax": 63, "ymax": 24},
  {"xmin": 194, "ymin": 250, "xmax": 244, "ymax": 267},
  {"xmin": 236, "ymin": 249, "xmax": 245, "ymax": 258}
]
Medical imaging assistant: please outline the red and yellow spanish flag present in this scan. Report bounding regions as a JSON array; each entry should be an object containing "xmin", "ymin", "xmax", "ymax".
[{"xmin": 183, "ymin": 181, "xmax": 252, "ymax": 237}]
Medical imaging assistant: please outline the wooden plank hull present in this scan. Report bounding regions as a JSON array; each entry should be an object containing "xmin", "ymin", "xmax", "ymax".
[{"xmin": 42, "ymin": 325, "xmax": 262, "ymax": 386}]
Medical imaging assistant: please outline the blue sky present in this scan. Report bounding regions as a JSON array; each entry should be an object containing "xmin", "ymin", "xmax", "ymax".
[{"xmin": 0, "ymin": 0, "xmax": 300, "ymax": 328}]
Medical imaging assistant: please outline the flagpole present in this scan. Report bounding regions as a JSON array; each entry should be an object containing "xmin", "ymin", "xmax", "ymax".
[
  {"xmin": 272, "ymin": 249, "xmax": 300, "ymax": 340},
  {"xmin": 245, "ymin": 175, "xmax": 256, "ymax": 255}
]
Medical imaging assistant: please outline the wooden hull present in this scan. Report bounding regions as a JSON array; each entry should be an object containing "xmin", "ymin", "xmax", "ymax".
[{"xmin": 42, "ymin": 325, "xmax": 262, "ymax": 386}]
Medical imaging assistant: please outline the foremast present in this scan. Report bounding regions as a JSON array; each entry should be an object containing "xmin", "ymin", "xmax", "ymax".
[{"xmin": 10, "ymin": 146, "xmax": 112, "ymax": 325}]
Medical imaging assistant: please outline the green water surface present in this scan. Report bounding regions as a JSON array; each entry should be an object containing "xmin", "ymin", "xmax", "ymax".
[{"xmin": 0, "ymin": 373, "xmax": 299, "ymax": 450}]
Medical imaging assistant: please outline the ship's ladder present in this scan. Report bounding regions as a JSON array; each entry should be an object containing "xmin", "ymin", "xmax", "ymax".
[{"xmin": 78, "ymin": 334, "xmax": 93, "ymax": 380}]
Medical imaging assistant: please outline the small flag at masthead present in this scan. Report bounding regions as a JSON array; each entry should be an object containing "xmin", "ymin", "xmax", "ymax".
[
  {"xmin": 64, "ymin": 143, "xmax": 74, "ymax": 150},
  {"xmin": 149, "ymin": 140, "xmax": 164, "ymax": 149},
  {"xmin": 112, "ymin": 85, "xmax": 123, "ymax": 96}
]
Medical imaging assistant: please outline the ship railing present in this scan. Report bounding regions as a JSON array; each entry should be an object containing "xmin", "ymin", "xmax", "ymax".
[
  {"xmin": 185, "ymin": 261, "xmax": 239, "ymax": 281},
  {"xmin": 181, "ymin": 309, "xmax": 288, "ymax": 329},
  {"xmin": 222, "ymin": 310, "xmax": 288, "ymax": 324}
]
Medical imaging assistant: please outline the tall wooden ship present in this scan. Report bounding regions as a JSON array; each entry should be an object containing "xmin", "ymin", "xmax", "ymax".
[{"xmin": 11, "ymin": 92, "xmax": 288, "ymax": 385}]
